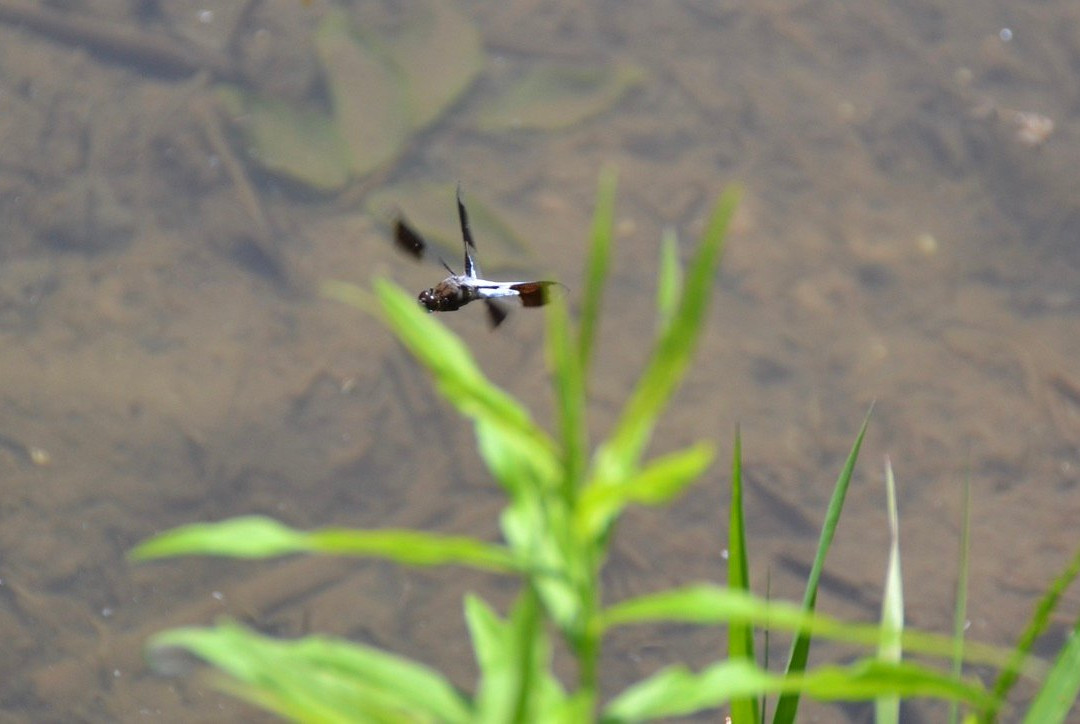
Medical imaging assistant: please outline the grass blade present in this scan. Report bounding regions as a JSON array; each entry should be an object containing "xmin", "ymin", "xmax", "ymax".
[
  {"xmin": 575, "ymin": 441, "xmax": 714, "ymax": 540},
  {"xmin": 577, "ymin": 167, "xmax": 618, "ymax": 376},
  {"xmin": 727, "ymin": 426, "xmax": 759, "ymax": 724},
  {"xmin": 603, "ymin": 584, "xmax": 1028, "ymax": 673},
  {"xmin": 602, "ymin": 658, "xmax": 995, "ymax": 723},
  {"xmin": 131, "ymin": 515, "xmax": 518, "ymax": 571},
  {"xmin": 1022, "ymin": 611, "xmax": 1080, "ymax": 723},
  {"xmin": 547, "ymin": 292, "xmax": 588, "ymax": 501},
  {"xmin": 655, "ymin": 226, "xmax": 682, "ymax": 333},
  {"xmin": 991, "ymin": 541, "xmax": 1080, "ymax": 716},
  {"xmin": 594, "ymin": 186, "xmax": 739, "ymax": 484},
  {"xmin": 948, "ymin": 469, "xmax": 972, "ymax": 724},
  {"xmin": 773, "ymin": 406, "xmax": 871, "ymax": 723},
  {"xmin": 875, "ymin": 457, "xmax": 904, "ymax": 724}
]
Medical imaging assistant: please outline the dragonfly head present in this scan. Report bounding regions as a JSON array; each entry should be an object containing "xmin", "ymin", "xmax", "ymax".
[{"xmin": 418, "ymin": 288, "xmax": 439, "ymax": 312}]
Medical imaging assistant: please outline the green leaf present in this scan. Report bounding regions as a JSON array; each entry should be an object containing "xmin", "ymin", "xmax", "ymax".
[
  {"xmin": 306, "ymin": 529, "xmax": 516, "ymax": 570},
  {"xmin": 576, "ymin": 442, "xmax": 714, "ymax": 540},
  {"xmin": 369, "ymin": 280, "xmax": 559, "ymax": 479},
  {"xmin": 578, "ymin": 168, "xmax": 617, "ymax": 377},
  {"xmin": 602, "ymin": 584, "xmax": 1027, "ymax": 673},
  {"xmin": 726, "ymin": 427, "xmax": 758, "ymax": 724},
  {"xmin": 465, "ymin": 591, "xmax": 567, "ymax": 724},
  {"xmin": 131, "ymin": 515, "xmax": 517, "ymax": 571},
  {"xmin": 1022, "ymin": 611, "xmax": 1080, "ymax": 723},
  {"xmin": 593, "ymin": 186, "xmax": 739, "ymax": 485},
  {"xmin": 149, "ymin": 620, "xmax": 472, "ymax": 723},
  {"xmin": 655, "ymin": 226, "xmax": 682, "ymax": 333},
  {"xmin": 876, "ymin": 457, "xmax": 904, "ymax": 724},
  {"xmin": 546, "ymin": 292, "xmax": 588, "ymax": 501},
  {"xmin": 774, "ymin": 407, "xmax": 871, "ymax": 723},
  {"xmin": 602, "ymin": 658, "xmax": 995, "ymax": 723},
  {"xmin": 992, "ymin": 539, "xmax": 1080, "ymax": 715},
  {"xmin": 131, "ymin": 516, "xmax": 309, "ymax": 560},
  {"xmin": 465, "ymin": 594, "xmax": 515, "ymax": 720},
  {"xmin": 949, "ymin": 470, "xmax": 973, "ymax": 724}
]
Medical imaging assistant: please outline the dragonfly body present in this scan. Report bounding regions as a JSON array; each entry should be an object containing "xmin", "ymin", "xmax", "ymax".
[{"xmin": 393, "ymin": 187, "xmax": 558, "ymax": 327}]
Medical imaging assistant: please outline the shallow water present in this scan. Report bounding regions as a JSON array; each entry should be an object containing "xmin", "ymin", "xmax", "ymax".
[{"xmin": 0, "ymin": 0, "xmax": 1077, "ymax": 720}]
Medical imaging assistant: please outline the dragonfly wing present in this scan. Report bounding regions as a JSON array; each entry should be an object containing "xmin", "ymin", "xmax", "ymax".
[
  {"xmin": 510, "ymin": 281, "xmax": 559, "ymax": 308},
  {"xmin": 483, "ymin": 299, "xmax": 508, "ymax": 328},
  {"xmin": 393, "ymin": 218, "xmax": 427, "ymax": 259},
  {"xmin": 456, "ymin": 185, "xmax": 480, "ymax": 279}
]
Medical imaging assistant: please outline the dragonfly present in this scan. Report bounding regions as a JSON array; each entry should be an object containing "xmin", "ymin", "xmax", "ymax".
[{"xmin": 393, "ymin": 187, "xmax": 560, "ymax": 328}]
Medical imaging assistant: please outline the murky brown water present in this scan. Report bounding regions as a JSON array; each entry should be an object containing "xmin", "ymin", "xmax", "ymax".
[{"xmin": 0, "ymin": 0, "xmax": 1077, "ymax": 721}]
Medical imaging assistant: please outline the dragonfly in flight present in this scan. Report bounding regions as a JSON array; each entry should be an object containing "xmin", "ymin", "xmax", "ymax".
[{"xmin": 393, "ymin": 187, "xmax": 559, "ymax": 328}]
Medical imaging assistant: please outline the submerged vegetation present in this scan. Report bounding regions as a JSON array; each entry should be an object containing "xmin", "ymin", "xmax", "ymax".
[
  {"xmin": 218, "ymin": 2, "xmax": 643, "ymax": 193},
  {"xmin": 132, "ymin": 173, "xmax": 1080, "ymax": 722}
]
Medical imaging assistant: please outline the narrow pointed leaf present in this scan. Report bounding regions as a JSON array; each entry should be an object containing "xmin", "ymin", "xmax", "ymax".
[
  {"xmin": 603, "ymin": 584, "xmax": 1028, "ymax": 672},
  {"xmin": 876, "ymin": 457, "xmax": 904, "ymax": 724},
  {"xmin": 149, "ymin": 621, "xmax": 471, "ymax": 723},
  {"xmin": 655, "ymin": 227, "xmax": 682, "ymax": 333},
  {"xmin": 578, "ymin": 168, "xmax": 617, "ymax": 375},
  {"xmin": 594, "ymin": 186, "xmax": 739, "ymax": 485},
  {"xmin": 546, "ymin": 292, "xmax": 588, "ymax": 501},
  {"xmin": 727, "ymin": 427, "xmax": 759, "ymax": 724},
  {"xmin": 576, "ymin": 442, "xmax": 714, "ymax": 540},
  {"xmin": 948, "ymin": 471, "xmax": 973, "ymax": 724},
  {"xmin": 131, "ymin": 515, "xmax": 517, "ymax": 571},
  {"xmin": 1022, "ymin": 612, "xmax": 1080, "ymax": 723},
  {"xmin": 775, "ymin": 406, "xmax": 871, "ymax": 723},
  {"xmin": 602, "ymin": 658, "xmax": 994, "ymax": 723},
  {"xmin": 991, "ymin": 540, "xmax": 1080, "ymax": 714},
  {"xmin": 465, "ymin": 591, "xmax": 567, "ymax": 724}
]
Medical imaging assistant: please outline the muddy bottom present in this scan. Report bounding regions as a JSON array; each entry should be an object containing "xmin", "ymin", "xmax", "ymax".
[{"xmin": 0, "ymin": 0, "xmax": 1077, "ymax": 721}]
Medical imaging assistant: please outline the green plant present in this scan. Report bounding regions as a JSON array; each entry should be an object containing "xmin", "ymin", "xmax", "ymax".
[{"xmin": 131, "ymin": 173, "xmax": 1076, "ymax": 722}]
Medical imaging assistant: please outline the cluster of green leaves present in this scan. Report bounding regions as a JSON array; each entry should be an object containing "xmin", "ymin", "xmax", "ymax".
[{"xmin": 131, "ymin": 173, "xmax": 1080, "ymax": 722}]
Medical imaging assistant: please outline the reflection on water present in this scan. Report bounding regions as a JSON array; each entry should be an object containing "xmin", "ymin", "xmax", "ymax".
[{"xmin": 0, "ymin": 0, "xmax": 1077, "ymax": 719}]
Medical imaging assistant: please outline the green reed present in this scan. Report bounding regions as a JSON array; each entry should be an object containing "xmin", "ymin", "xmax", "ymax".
[{"xmin": 131, "ymin": 172, "xmax": 1079, "ymax": 722}]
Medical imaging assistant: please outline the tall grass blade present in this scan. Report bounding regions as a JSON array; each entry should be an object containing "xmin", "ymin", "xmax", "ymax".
[
  {"xmin": 989, "ymin": 541, "xmax": 1080, "ymax": 715},
  {"xmin": 1021, "ymin": 612, "xmax": 1080, "ymax": 724},
  {"xmin": 727, "ymin": 426, "xmax": 760, "ymax": 724},
  {"xmin": 948, "ymin": 469, "xmax": 972, "ymax": 724},
  {"xmin": 547, "ymin": 292, "xmax": 588, "ymax": 500},
  {"xmin": 577, "ymin": 167, "xmax": 618, "ymax": 377},
  {"xmin": 875, "ymin": 457, "xmax": 904, "ymax": 724},
  {"xmin": 773, "ymin": 406, "xmax": 871, "ymax": 723},
  {"xmin": 656, "ymin": 226, "xmax": 682, "ymax": 333},
  {"xmin": 594, "ymin": 186, "xmax": 740, "ymax": 484}
]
